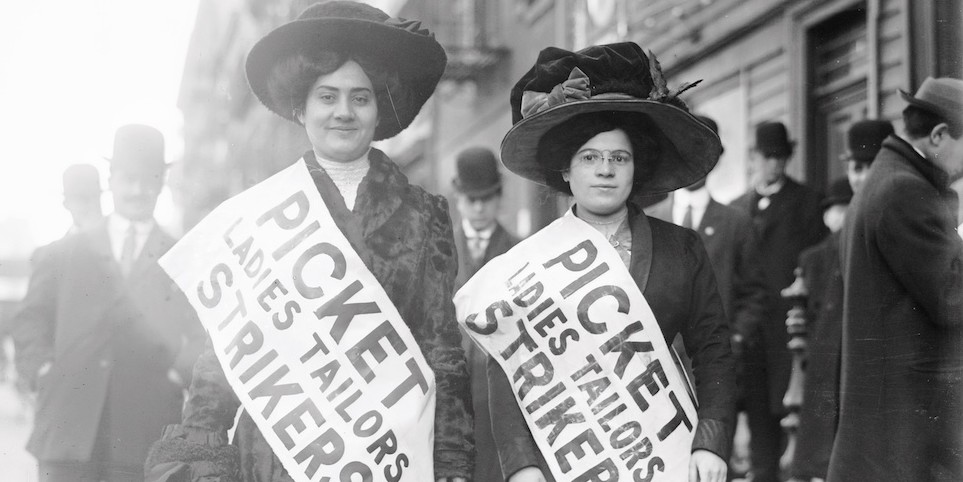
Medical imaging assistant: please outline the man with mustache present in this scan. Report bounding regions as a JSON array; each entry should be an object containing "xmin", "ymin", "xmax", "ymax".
[{"xmin": 13, "ymin": 124, "xmax": 204, "ymax": 481}]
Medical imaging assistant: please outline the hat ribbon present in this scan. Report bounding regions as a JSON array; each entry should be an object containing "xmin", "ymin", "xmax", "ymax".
[
  {"xmin": 520, "ymin": 67, "xmax": 591, "ymax": 119},
  {"xmin": 519, "ymin": 53, "xmax": 704, "ymax": 120},
  {"xmin": 385, "ymin": 17, "xmax": 431, "ymax": 37}
]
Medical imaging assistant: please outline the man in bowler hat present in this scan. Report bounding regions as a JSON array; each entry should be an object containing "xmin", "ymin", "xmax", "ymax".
[
  {"xmin": 730, "ymin": 121, "xmax": 827, "ymax": 482},
  {"xmin": 651, "ymin": 116, "xmax": 768, "ymax": 359},
  {"xmin": 791, "ymin": 119, "xmax": 891, "ymax": 480},
  {"xmin": 791, "ymin": 177, "xmax": 852, "ymax": 481},
  {"xmin": 61, "ymin": 163, "xmax": 104, "ymax": 234},
  {"xmin": 12, "ymin": 124, "xmax": 204, "ymax": 481},
  {"xmin": 452, "ymin": 146, "xmax": 518, "ymax": 482},
  {"xmin": 841, "ymin": 120, "xmax": 894, "ymax": 195},
  {"xmin": 829, "ymin": 77, "xmax": 963, "ymax": 481},
  {"xmin": 646, "ymin": 115, "xmax": 770, "ymax": 478}
]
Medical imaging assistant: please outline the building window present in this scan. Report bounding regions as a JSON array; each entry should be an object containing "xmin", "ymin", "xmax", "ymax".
[{"xmin": 807, "ymin": 6, "xmax": 869, "ymax": 189}]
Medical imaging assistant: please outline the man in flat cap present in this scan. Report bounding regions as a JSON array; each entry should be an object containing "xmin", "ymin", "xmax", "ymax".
[
  {"xmin": 829, "ymin": 77, "xmax": 963, "ymax": 481},
  {"xmin": 13, "ymin": 124, "xmax": 204, "ymax": 481},
  {"xmin": 451, "ymin": 146, "xmax": 518, "ymax": 482},
  {"xmin": 730, "ymin": 121, "xmax": 827, "ymax": 482}
]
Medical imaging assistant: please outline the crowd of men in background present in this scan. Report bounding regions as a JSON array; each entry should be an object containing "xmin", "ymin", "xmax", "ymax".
[{"xmin": 0, "ymin": 76, "xmax": 960, "ymax": 482}]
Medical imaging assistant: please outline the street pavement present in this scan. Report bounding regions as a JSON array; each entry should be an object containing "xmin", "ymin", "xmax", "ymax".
[{"xmin": 0, "ymin": 370, "xmax": 36, "ymax": 482}]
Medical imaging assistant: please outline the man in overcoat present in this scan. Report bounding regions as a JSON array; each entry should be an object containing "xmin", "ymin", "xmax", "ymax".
[
  {"xmin": 13, "ymin": 124, "xmax": 204, "ymax": 481},
  {"xmin": 645, "ymin": 117, "xmax": 768, "ymax": 475},
  {"xmin": 451, "ymin": 147, "xmax": 518, "ymax": 482},
  {"xmin": 792, "ymin": 119, "xmax": 891, "ymax": 481},
  {"xmin": 648, "ymin": 115, "xmax": 768, "ymax": 359},
  {"xmin": 731, "ymin": 121, "xmax": 827, "ymax": 482},
  {"xmin": 829, "ymin": 77, "xmax": 963, "ymax": 481},
  {"xmin": 792, "ymin": 177, "xmax": 851, "ymax": 481}
]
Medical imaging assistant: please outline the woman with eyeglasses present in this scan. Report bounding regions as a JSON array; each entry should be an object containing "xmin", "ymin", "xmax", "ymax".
[{"xmin": 487, "ymin": 42, "xmax": 736, "ymax": 482}]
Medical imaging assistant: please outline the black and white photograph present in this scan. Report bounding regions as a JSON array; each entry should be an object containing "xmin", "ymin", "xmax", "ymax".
[{"xmin": 0, "ymin": 1, "xmax": 960, "ymax": 481}]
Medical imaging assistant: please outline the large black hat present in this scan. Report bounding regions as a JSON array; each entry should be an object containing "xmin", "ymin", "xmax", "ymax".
[
  {"xmin": 453, "ymin": 147, "xmax": 502, "ymax": 198},
  {"xmin": 245, "ymin": 0, "xmax": 447, "ymax": 141},
  {"xmin": 821, "ymin": 177, "xmax": 853, "ymax": 210},
  {"xmin": 754, "ymin": 121, "xmax": 794, "ymax": 159},
  {"xmin": 106, "ymin": 124, "xmax": 166, "ymax": 174},
  {"xmin": 845, "ymin": 120, "xmax": 894, "ymax": 164},
  {"xmin": 500, "ymin": 42, "xmax": 721, "ymax": 195}
]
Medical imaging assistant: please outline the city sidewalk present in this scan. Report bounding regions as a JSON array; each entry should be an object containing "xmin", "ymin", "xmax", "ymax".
[{"xmin": 0, "ymin": 373, "xmax": 36, "ymax": 482}]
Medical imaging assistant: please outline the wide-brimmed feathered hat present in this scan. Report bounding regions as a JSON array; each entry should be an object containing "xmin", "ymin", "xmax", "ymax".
[
  {"xmin": 500, "ymin": 42, "xmax": 721, "ymax": 195},
  {"xmin": 245, "ymin": 0, "xmax": 447, "ymax": 140}
]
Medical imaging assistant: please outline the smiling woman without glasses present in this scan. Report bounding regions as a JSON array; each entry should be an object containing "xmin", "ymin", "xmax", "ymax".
[
  {"xmin": 144, "ymin": 2, "xmax": 473, "ymax": 481},
  {"xmin": 488, "ymin": 42, "xmax": 736, "ymax": 482}
]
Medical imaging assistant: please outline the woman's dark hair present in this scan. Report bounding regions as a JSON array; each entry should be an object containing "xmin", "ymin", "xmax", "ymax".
[
  {"xmin": 536, "ymin": 111, "xmax": 663, "ymax": 196},
  {"xmin": 903, "ymin": 105, "xmax": 962, "ymax": 139},
  {"xmin": 266, "ymin": 49, "xmax": 409, "ymax": 133}
]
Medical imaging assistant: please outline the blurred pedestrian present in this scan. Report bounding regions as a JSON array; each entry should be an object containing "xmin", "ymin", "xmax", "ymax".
[
  {"xmin": 0, "ymin": 164, "xmax": 104, "ymax": 412},
  {"xmin": 647, "ymin": 114, "xmax": 769, "ymax": 480},
  {"xmin": 452, "ymin": 147, "xmax": 518, "ymax": 482},
  {"xmin": 841, "ymin": 120, "xmax": 894, "ymax": 195},
  {"xmin": 829, "ymin": 77, "xmax": 963, "ymax": 481},
  {"xmin": 61, "ymin": 163, "xmax": 103, "ymax": 234},
  {"xmin": 791, "ymin": 178, "xmax": 851, "ymax": 482},
  {"xmin": 651, "ymin": 115, "xmax": 768, "ymax": 360},
  {"xmin": 144, "ymin": 2, "xmax": 473, "ymax": 481},
  {"xmin": 730, "ymin": 121, "xmax": 827, "ymax": 482},
  {"xmin": 488, "ymin": 41, "xmax": 735, "ymax": 482},
  {"xmin": 11, "ymin": 124, "xmax": 205, "ymax": 482},
  {"xmin": 792, "ymin": 119, "xmax": 891, "ymax": 482}
]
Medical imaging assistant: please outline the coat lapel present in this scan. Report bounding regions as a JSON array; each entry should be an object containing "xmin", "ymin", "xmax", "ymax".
[
  {"xmin": 127, "ymin": 225, "xmax": 169, "ymax": 281},
  {"xmin": 482, "ymin": 224, "xmax": 511, "ymax": 264},
  {"xmin": 64, "ymin": 223, "xmax": 125, "ymax": 335},
  {"xmin": 627, "ymin": 202, "xmax": 654, "ymax": 293},
  {"xmin": 303, "ymin": 148, "xmax": 406, "ymax": 271},
  {"xmin": 355, "ymin": 148, "xmax": 404, "ymax": 240},
  {"xmin": 700, "ymin": 199, "xmax": 724, "ymax": 233}
]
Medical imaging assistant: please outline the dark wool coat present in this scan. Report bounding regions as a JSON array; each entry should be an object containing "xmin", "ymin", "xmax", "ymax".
[
  {"xmin": 647, "ymin": 197, "xmax": 769, "ymax": 343},
  {"xmin": 647, "ymin": 195, "xmax": 767, "ymax": 407},
  {"xmin": 732, "ymin": 178, "xmax": 827, "ymax": 413},
  {"xmin": 12, "ymin": 221, "xmax": 203, "ymax": 466},
  {"xmin": 146, "ymin": 149, "xmax": 474, "ymax": 481},
  {"xmin": 454, "ymin": 222, "xmax": 518, "ymax": 482},
  {"xmin": 829, "ymin": 136, "xmax": 963, "ymax": 481},
  {"xmin": 793, "ymin": 232, "xmax": 842, "ymax": 480},
  {"xmin": 488, "ymin": 206, "xmax": 736, "ymax": 480}
]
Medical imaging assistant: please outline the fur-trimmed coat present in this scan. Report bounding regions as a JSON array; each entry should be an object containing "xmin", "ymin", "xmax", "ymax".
[{"xmin": 146, "ymin": 149, "xmax": 474, "ymax": 481}]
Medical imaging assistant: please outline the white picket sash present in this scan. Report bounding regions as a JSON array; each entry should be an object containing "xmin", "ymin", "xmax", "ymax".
[
  {"xmin": 160, "ymin": 159, "xmax": 436, "ymax": 481},
  {"xmin": 455, "ymin": 211, "xmax": 697, "ymax": 481}
]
